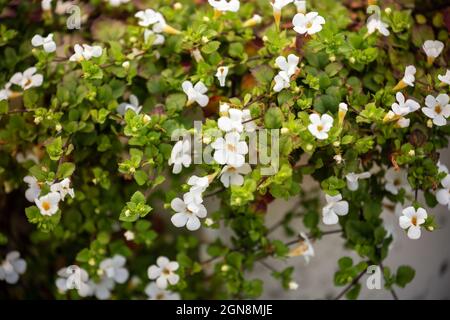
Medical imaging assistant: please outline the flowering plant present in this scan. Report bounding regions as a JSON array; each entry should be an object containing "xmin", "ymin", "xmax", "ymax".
[{"xmin": 0, "ymin": 0, "xmax": 449, "ymax": 300}]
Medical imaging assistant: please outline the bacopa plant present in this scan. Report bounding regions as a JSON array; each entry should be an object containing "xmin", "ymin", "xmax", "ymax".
[{"xmin": 0, "ymin": 0, "xmax": 449, "ymax": 300}]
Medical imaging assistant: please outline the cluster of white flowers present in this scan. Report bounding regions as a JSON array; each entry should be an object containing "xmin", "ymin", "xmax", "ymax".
[
  {"xmin": 0, "ymin": 251, "xmax": 27, "ymax": 284},
  {"xmin": 273, "ymin": 54, "xmax": 299, "ymax": 92},
  {"xmin": 0, "ymin": 67, "xmax": 43, "ymax": 102},
  {"xmin": 24, "ymin": 176, "xmax": 74, "ymax": 216},
  {"xmin": 69, "ymin": 44, "xmax": 103, "ymax": 62},
  {"xmin": 147, "ymin": 256, "xmax": 180, "ymax": 296},
  {"xmin": 56, "ymin": 255, "xmax": 129, "ymax": 299}
]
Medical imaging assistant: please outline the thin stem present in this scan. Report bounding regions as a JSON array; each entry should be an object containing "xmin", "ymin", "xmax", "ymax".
[{"xmin": 333, "ymin": 269, "xmax": 365, "ymax": 300}]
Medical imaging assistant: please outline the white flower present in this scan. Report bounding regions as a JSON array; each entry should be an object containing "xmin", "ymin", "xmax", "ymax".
[
  {"xmin": 170, "ymin": 195, "xmax": 207, "ymax": 231},
  {"xmin": 438, "ymin": 70, "xmax": 450, "ymax": 86},
  {"xmin": 436, "ymin": 175, "xmax": 450, "ymax": 210},
  {"xmin": 275, "ymin": 54, "xmax": 299, "ymax": 77},
  {"xmin": 218, "ymin": 108, "xmax": 244, "ymax": 132},
  {"xmin": 422, "ymin": 94, "xmax": 450, "ymax": 126},
  {"xmin": 184, "ymin": 175, "xmax": 210, "ymax": 204},
  {"xmin": 273, "ymin": 71, "xmax": 291, "ymax": 92},
  {"xmin": 56, "ymin": 266, "xmax": 92, "ymax": 297},
  {"xmin": 90, "ymin": 277, "xmax": 114, "ymax": 300},
  {"xmin": 243, "ymin": 14, "xmax": 262, "ymax": 27},
  {"xmin": 124, "ymin": 230, "xmax": 135, "ymax": 241},
  {"xmin": 422, "ymin": 40, "xmax": 444, "ymax": 64},
  {"xmin": 31, "ymin": 33, "xmax": 56, "ymax": 53},
  {"xmin": 42, "ymin": 0, "xmax": 52, "ymax": 10},
  {"xmin": 391, "ymin": 92, "xmax": 420, "ymax": 116},
  {"xmin": 135, "ymin": 9, "xmax": 161, "ymax": 27},
  {"xmin": 338, "ymin": 103, "xmax": 348, "ymax": 125},
  {"xmin": 384, "ymin": 167, "xmax": 411, "ymax": 195},
  {"xmin": 50, "ymin": 178, "xmax": 75, "ymax": 200},
  {"xmin": 107, "ymin": 0, "xmax": 130, "ymax": 6},
  {"xmin": 288, "ymin": 281, "xmax": 299, "ymax": 290},
  {"xmin": 322, "ymin": 193, "xmax": 349, "ymax": 225},
  {"xmin": 399, "ymin": 207, "xmax": 427, "ymax": 240},
  {"xmin": 144, "ymin": 30, "xmax": 165, "ymax": 45},
  {"xmin": 168, "ymin": 139, "xmax": 191, "ymax": 174},
  {"xmin": 220, "ymin": 163, "xmax": 251, "ymax": 187},
  {"xmin": 367, "ymin": 12, "xmax": 390, "ymax": 36},
  {"xmin": 294, "ymin": 0, "xmax": 306, "ymax": 13},
  {"xmin": 346, "ymin": 172, "xmax": 371, "ymax": 191},
  {"xmin": 215, "ymin": 66, "xmax": 229, "ymax": 87},
  {"xmin": 24, "ymin": 175, "xmax": 42, "ymax": 202},
  {"xmin": 117, "ymin": 94, "xmax": 142, "ymax": 115},
  {"xmin": 0, "ymin": 83, "xmax": 12, "ymax": 101},
  {"xmin": 151, "ymin": 13, "xmax": 181, "ymax": 35},
  {"xmin": 270, "ymin": 0, "xmax": 293, "ymax": 28},
  {"xmin": 437, "ymin": 161, "xmax": 449, "ymax": 175},
  {"xmin": 293, "ymin": 12, "xmax": 325, "ymax": 35},
  {"xmin": 0, "ymin": 251, "xmax": 26, "ymax": 284},
  {"xmin": 99, "ymin": 255, "xmax": 129, "ymax": 284},
  {"xmin": 9, "ymin": 67, "xmax": 43, "ymax": 90},
  {"xmin": 147, "ymin": 256, "xmax": 180, "ymax": 289},
  {"xmin": 393, "ymin": 65, "xmax": 416, "ymax": 90},
  {"xmin": 69, "ymin": 44, "xmax": 103, "ymax": 62},
  {"xmin": 182, "ymin": 81, "xmax": 209, "ymax": 107},
  {"xmin": 208, "ymin": 0, "xmax": 240, "ymax": 12},
  {"xmin": 308, "ymin": 113, "xmax": 333, "ymax": 140},
  {"xmin": 288, "ymin": 232, "xmax": 315, "ymax": 263},
  {"xmin": 212, "ymin": 132, "xmax": 248, "ymax": 167},
  {"xmin": 145, "ymin": 282, "xmax": 180, "ymax": 300},
  {"xmin": 35, "ymin": 192, "xmax": 61, "ymax": 216}
]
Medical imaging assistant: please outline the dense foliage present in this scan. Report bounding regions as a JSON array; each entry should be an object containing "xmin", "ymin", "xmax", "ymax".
[{"xmin": 0, "ymin": 0, "xmax": 449, "ymax": 300}]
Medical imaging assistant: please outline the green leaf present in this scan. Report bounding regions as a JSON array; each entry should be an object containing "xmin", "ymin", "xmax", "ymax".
[
  {"xmin": 57, "ymin": 162, "xmax": 76, "ymax": 179},
  {"xmin": 264, "ymin": 107, "xmax": 284, "ymax": 129},
  {"xmin": 46, "ymin": 137, "xmax": 63, "ymax": 161},
  {"xmin": 201, "ymin": 41, "xmax": 220, "ymax": 54},
  {"xmin": 396, "ymin": 266, "xmax": 415, "ymax": 288}
]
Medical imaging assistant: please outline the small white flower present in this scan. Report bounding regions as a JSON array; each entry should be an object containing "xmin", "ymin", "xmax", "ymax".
[
  {"xmin": 334, "ymin": 154, "xmax": 343, "ymax": 164},
  {"xmin": 288, "ymin": 232, "xmax": 315, "ymax": 263},
  {"xmin": 147, "ymin": 256, "xmax": 180, "ymax": 289},
  {"xmin": 56, "ymin": 266, "xmax": 92, "ymax": 297},
  {"xmin": 35, "ymin": 192, "xmax": 61, "ymax": 216},
  {"xmin": 243, "ymin": 14, "xmax": 262, "ymax": 27},
  {"xmin": 346, "ymin": 172, "xmax": 371, "ymax": 191},
  {"xmin": 322, "ymin": 193, "xmax": 349, "ymax": 225},
  {"xmin": 270, "ymin": 0, "xmax": 293, "ymax": 28},
  {"xmin": 41, "ymin": 0, "xmax": 52, "ymax": 10},
  {"xmin": 0, "ymin": 83, "xmax": 12, "ymax": 101},
  {"xmin": 338, "ymin": 103, "xmax": 348, "ymax": 125},
  {"xmin": 124, "ymin": 230, "xmax": 135, "ymax": 241},
  {"xmin": 212, "ymin": 132, "xmax": 248, "ymax": 167},
  {"xmin": 0, "ymin": 251, "xmax": 26, "ymax": 284},
  {"xmin": 31, "ymin": 33, "xmax": 56, "ymax": 53},
  {"xmin": 117, "ymin": 94, "xmax": 143, "ymax": 115},
  {"xmin": 151, "ymin": 13, "xmax": 181, "ymax": 35},
  {"xmin": 99, "ymin": 255, "xmax": 129, "ymax": 284},
  {"xmin": 438, "ymin": 70, "xmax": 450, "ymax": 86},
  {"xmin": 288, "ymin": 281, "xmax": 299, "ymax": 290},
  {"xmin": 294, "ymin": 0, "xmax": 306, "ymax": 13},
  {"xmin": 89, "ymin": 277, "xmax": 114, "ymax": 300},
  {"xmin": 220, "ymin": 163, "xmax": 251, "ymax": 187},
  {"xmin": 215, "ymin": 66, "xmax": 229, "ymax": 87},
  {"xmin": 275, "ymin": 54, "xmax": 299, "ymax": 77},
  {"xmin": 168, "ymin": 139, "xmax": 191, "ymax": 174},
  {"xmin": 170, "ymin": 194, "xmax": 207, "ymax": 231},
  {"xmin": 293, "ymin": 12, "xmax": 325, "ymax": 35},
  {"xmin": 107, "ymin": 0, "xmax": 130, "ymax": 6},
  {"xmin": 69, "ymin": 44, "xmax": 103, "ymax": 62},
  {"xmin": 422, "ymin": 94, "xmax": 450, "ymax": 126},
  {"xmin": 218, "ymin": 108, "xmax": 244, "ymax": 132},
  {"xmin": 184, "ymin": 175, "xmax": 210, "ymax": 204},
  {"xmin": 308, "ymin": 113, "xmax": 333, "ymax": 140},
  {"xmin": 208, "ymin": 0, "xmax": 240, "ymax": 12},
  {"xmin": 144, "ymin": 30, "xmax": 165, "ymax": 45},
  {"xmin": 135, "ymin": 9, "xmax": 161, "ymax": 27},
  {"xmin": 182, "ymin": 81, "xmax": 209, "ymax": 107},
  {"xmin": 384, "ymin": 167, "xmax": 412, "ymax": 195},
  {"xmin": 273, "ymin": 71, "xmax": 291, "ymax": 92},
  {"xmin": 436, "ymin": 175, "xmax": 450, "ymax": 210},
  {"xmin": 367, "ymin": 12, "xmax": 390, "ymax": 36},
  {"xmin": 145, "ymin": 282, "xmax": 180, "ymax": 300},
  {"xmin": 422, "ymin": 40, "xmax": 444, "ymax": 64},
  {"xmin": 9, "ymin": 67, "xmax": 43, "ymax": 90},
  {"xmin": 24, "ymin": 175, "xmax": 42, "ymax": 202},
  {"xmin": 399, "ymin": 206, "xmax": 427, "ymax": 240},
  {"xmin": 391, "ymin": 92, "xmax": 420, "ymax": 116},
  {"xmin": 393, "ymin": 65, "xmax": 416, "ymax": 90},
  {"xmin": 50, "ymin": 178, "xmax": 75, "ymax": 200}
]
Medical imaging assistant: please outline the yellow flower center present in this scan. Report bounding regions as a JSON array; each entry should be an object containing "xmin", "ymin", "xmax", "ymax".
[
  {"xmin": 435, "ymin": 104, "xmax": 442, "ymax": 114},
  {"xmin": 306, "ymin": 22, "xmax": 313, "ymax": 29},
  {"xmin": 317, "ymin": 125, "xmax": 323, "ymax": 132},
  {"xmin": 42, "ymin": 201, "xmax": 50, "ymax": 211},
  {"xmin": 411, "ymin": 216, "xmax": 417, "ymax": 226},
  {"xmin": 227, "ymin": 143, "xmax": 236, "ymax": 152}
]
